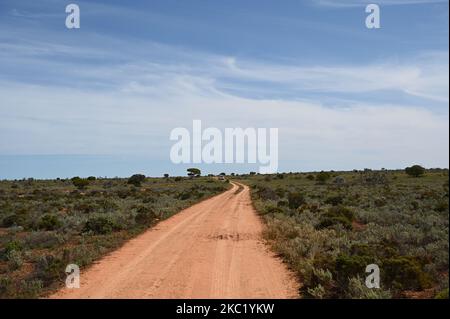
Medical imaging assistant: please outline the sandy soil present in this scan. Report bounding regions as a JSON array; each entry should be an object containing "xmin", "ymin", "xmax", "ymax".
[{"xmin": 50, "ymin": 182, "xmax": 299, "ymax": 299}]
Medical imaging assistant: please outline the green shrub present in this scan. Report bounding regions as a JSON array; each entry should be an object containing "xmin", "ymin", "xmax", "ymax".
[
  {"xmin": 277, "ymin": 200, "xmax": 288, "ymax": 207},
  {"xmin": 71, "ymin": 177, "xmax": 89, "ymax": 190},
  {"xmin": 405, "ymin": 165, "xmax": 425, "ymax": 178},
  {"xmin": 346, "ymin": 276, "xmax": 392, "ymax": 299},
  {"xmin": 2, "ymin": 214, "xmax": 26, "ymax": 228},
  {"xmin": 178, "ymin": 192, "xmax": 191, "ymax": 200},
  {"xmin": 316, "ymin": 171, "xmax": 331, "ymax": 183},
  {"xmin": 74, "ymin": 202, "xmax": 96, "ymax": 214},
  {"xmin": 135, "ymin": 207, "xmax": 155, "ymax": 225},
  {"xmin": 3, "ymin": 240, "xmax": 23, "ymax": 256},
  {"xmin": 38, "ymin": 214, "xmax": 61, "ymax": 231},
  {"xmin": 83, "ymin": 216, "xmax": 117, "ymax": 234},
  {"xmin": 325, "ymin": 195, "xmax": 344, "ymax": 206},
  {"xmin": 434, "ymin": 201, "xmax": 448, "ymax": 212},
  {"xmin": 127, "ymin": 174, "xmax": 146, "ymax": 187},
  {"xmin": 334, "ymin": 254, "xmax": 374, "ymax": 289},
  {"xmin": 382, "ymin": 256, "xmax": 433, "ymax": 291},
  {"xmin": 6, "ymin": 250, "xmax": 23, "ymax": 270},
  {"xmin": 317, "ymin": 206, "xmax": 354, "ymax": 230},
  {"xmin": 264, "ymin": 205, "xmax": 285, "ymax": 215},
  {"xmin": 287, "ymin": 192, "xmax": 306, "ymax": 209},
  {"xmin": 35, "ymin": 255, "xmax": 66, "ymax": 284},
  {"xmin": 256, "ymin": 187, "xmax": 278, "ymax": 201}
]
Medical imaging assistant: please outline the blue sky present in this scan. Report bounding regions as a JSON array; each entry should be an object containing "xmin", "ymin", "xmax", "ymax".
[{"xmin": 0, "ymin": 0, "xmax": 448, "ymax": 178}]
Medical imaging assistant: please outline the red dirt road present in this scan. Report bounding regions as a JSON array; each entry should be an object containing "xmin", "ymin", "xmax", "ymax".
[{"xmin": 51, "ymin": 182, "xmax": 299, "ymax": 299}]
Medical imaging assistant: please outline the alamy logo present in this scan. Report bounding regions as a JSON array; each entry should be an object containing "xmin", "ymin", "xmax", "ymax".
[
  {"xmin": 365, "ymin": 264, "xmax": 380, "ymax": 289},
  {"xmin": 65, "ymin": 4, "xmax": 80, "ymax": 29},
  {"xmin": 169, "ymin": 120, "xmax": 278, "ymax": 173},
  {"xmin": 365, "ymin": 4, "xmax": 381, "ymax": 29},
  {"xmin": 65, "ymin": 264, "xmax": 80, "ymax": 289}
]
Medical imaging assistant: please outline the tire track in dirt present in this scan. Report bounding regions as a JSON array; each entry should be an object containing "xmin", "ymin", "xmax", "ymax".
[{"xmin": 50, "ymin": 182, "xmax": 299, "ymax": 299}]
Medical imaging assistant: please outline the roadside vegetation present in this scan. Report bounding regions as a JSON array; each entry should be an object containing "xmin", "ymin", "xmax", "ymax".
[
  {"xmin": 237, "ymin": 168, "xmax": 449, "ymax": 299},
  {"xmin": 0, "ymin": 175, "xmax": 229, "ymax": 298}
]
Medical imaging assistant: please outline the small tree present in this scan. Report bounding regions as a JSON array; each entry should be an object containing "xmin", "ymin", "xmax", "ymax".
[
  {"xmin": 71, "ymin": 176, "xmax": 89, "ymax": 190},
  {"xmin": 163, "ymin": 174, "xmax": 169, "ymax": 178},
  {"xmin": 128, "ymin": 174, "xmax": 146, "ymax": 187},
  {"xmin": 405, "ymin": 165, "xmax": 425, "ymax": 178},
  {"xmin": 187, "ymin": 168, "xmax": 201, "ymax": 178}
]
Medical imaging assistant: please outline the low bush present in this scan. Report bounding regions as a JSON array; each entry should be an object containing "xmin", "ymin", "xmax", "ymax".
[
  {"xmin": 83, "ymin": 216, "xmax": 117, "ymax": 234},
  {"xmin": 287, "ymin": 192, "xmax": 306, "ymax": 209},
  {"xmin": 317, "ymin": 206, "xmax": 354, "ymax": 230},
  {"xmin": 38, "ymin": 214, "xmax": 61, "ymax": 231}
]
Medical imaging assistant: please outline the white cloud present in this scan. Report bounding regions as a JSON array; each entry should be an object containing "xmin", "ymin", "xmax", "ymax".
[
  {"xmin": 0, "ymin": 24, "xmax": 448, "ymax": 170},
  {"xmin": 219, "ymin": 53, "xmax": 449, "ymax": 103},
  {"xmin": 0, "ymin": 77, "xmax": 448, "ymax": 170}
]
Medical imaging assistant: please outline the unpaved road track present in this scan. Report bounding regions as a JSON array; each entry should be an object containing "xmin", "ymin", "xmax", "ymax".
[{"xmin": 51, "ymin": 182, "xmax": 299, "ymax": 299}]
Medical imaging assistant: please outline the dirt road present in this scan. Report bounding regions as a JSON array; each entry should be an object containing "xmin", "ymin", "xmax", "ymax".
[{"xmin": 51, "ymin": 182, "xmax": 299, "ymax": 299}]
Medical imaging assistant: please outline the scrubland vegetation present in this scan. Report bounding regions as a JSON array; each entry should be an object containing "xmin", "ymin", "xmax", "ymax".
[
  {"xmin": 0, "ymin": 176, "xmax": 229, "ymax": 298},
  {"xmin": 237, "ymin": 168, "xmax": 449, "ymax": 299}
]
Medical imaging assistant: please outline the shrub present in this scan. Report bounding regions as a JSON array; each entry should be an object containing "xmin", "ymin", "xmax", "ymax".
[
  {"xmin": 135, "ymin": 207, "xmax": 155, "ymax": 225},
  {"xmin": 71, "ymin": 177, "xmax": 89, "ymax": 190},
  {"xmin": 74, "ymin": 202, "xmax": 96, "ymax": 214},
  {"xmin": 334, "ymin": 254, "xmax": 374, "ymax": 289},
  {"xmin": 434, "ymin": 201, "xmax": 448, "ymax": 213},
  {"xmin": 264, "ymin": 205, "xmax": 284, "ymax": 215},
  {"xmin": 325, "ymin": 195, "xmax": 344, "ymax": 206},
  {"xmin": 38, "ymin": 215, "xmax": 62, "ymax": 231},
  {"xmin": 24, "ymin": 231, "xmax": 64, "ymax": 249},
  {"xmin": 6, "ymin": 250, "xmax": 23, "ymax": 270},
  {"xmin": 405, "ymin": 165, "xmax": 425, "ymax": 178},
  {"xmin": 435, "ymin": 288, "xmax": 449, "ymax": 299},
  {"xmin": 346, "ymin": 276, "xmax": 392, "ymax": 299},
  {"xmin": 87, "ymin": 176, "xmax": 96, "ymax": 181},
  {"xmin": 317, "ymin": 206, "xmax": 354, "ymax": 230},
  {"xmin": 382, "ymin": 256, "xmax": 433, "ymax": 291},
  {"xmin": 277, "ymin": 200, "xmax": 288, "ymax": 207},
  {"xmin": 127, "ymin": 174, "xmax": 146, "ymax": 187},
  {"xmin": 35, "ymin": 254, "xmax": 66, "ymax": 284},
  {"xmin": 83, "ymin": 216, "xmax": 116, "ymax": 234},
  {"xmin": 2, "ymin": 214, "xmax": 26, "ymax": 228},
  {"xmin": 256, "ymin": 187, "xmax": 278, "ymax": 200},
  {"xmin": 316, "ymin": 171, "xmax": 331, "ymax": 183},
  {"xmin": 287, "ymin": 192, "xmax": 306, "ymax": 209},
  {"xmin": 178, "ymin": 192, "xmax": 191, "ymax": 200},
  {"xmin": 306, "ymin": 174, "xmax": 315, "ymax": 181},
  {"xmin": 374, "ymin": 197, "xmax": 387, "ymax": 207},
  {"xmin": 3, "ymin": 240, "xmax": 23, "ymax": 256}
]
